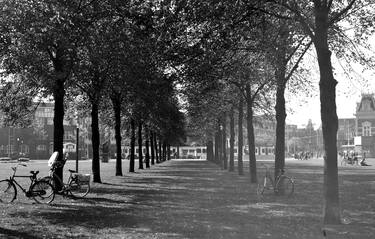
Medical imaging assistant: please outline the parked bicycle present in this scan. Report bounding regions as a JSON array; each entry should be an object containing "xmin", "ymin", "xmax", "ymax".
[
  {"xmin": 257, "ymin": 164, "xmax": 294, "ymax": 198},
  {"xmin": 42, "ymin": 152, "xmax": 90, "ymax": 198},
  {"xmin": 0, "ymin": 163, "xmax": 55, "ymax": 204}
]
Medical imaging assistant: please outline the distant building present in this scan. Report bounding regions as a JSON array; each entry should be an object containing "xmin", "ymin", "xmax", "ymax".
[
  {"xmin": 0, "ymin": 102, "xmax": 82, "ymax": 159},
  {"xmin": 337, "ymin": 118, "xmax": 355, "ymax": 147},
  {"xmin": 354, "ymin": 94, "xmax": 375, "ymax": 156}
]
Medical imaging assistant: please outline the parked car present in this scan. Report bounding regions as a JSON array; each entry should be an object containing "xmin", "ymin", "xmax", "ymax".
[
  {"xmin": 18, "ymin": 157, "xmax": 30, "ymax": 162},
  {"xmin": 0, "ymin": 157, "xmax": 12, "ymax": 162}
]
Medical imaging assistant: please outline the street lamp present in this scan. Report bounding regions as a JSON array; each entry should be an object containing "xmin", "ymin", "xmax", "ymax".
[{"xmin": 75, "ymin": 114, "xmax": 80, "ymax": 172}]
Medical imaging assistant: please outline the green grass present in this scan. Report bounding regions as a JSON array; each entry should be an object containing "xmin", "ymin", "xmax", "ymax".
[{"xmin": 0, "ymin": 158, "xmax": 375, "ymax": 238}]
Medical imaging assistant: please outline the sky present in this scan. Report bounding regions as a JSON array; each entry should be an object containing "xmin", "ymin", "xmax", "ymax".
[{"xmin": 285, "ymin": 44, "xmax": 375, "ymax": 129}]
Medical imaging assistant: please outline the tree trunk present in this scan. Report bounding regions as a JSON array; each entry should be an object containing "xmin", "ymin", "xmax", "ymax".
[
  {"xmin": 274, "ymin": 21, "xmax": 289, "ymax": 180},
  {"xmin": 167, "ymin": 144, "xmax": 171, "ymax": 160},
  {"xmin": 214, "ymin": 122, "xmax": 221, "ymax": 165},
  {"xmin": 158, "ymin": 137, "xmax": 162, "ymax": 162},
  {"xmin": 154, "ymin": 132, "xmax": 159, "ymax": 163},
  {"xmin": 238, "ymin": 96, "xmax": 244, "ymax": 175},
  {"xmin": 315, "ymin": 5, "xmax": 340, "ymax": 224},
  {"xmin": 176, "ymin": 145, "xmax": 180, "ymax": 159},
  {"xmin": 53, "ymin": 79, "xmax": 65, "ymax": 189},
  {"xmin": 150, "ymin": 130, "xmax": 155, "ymax": 165},
  {"xmin": 246, "ymin": 84, "xmax": 257, "ymax": 183},
  {"xmin": 129, "ymin": 118, "xmax": 135, "ymax": 172},
  {"xmin": 222, "ymin": 113, "xmax": 228, "ymax": 170},
  {"xmin": 229, "ymin": 105, "xmax": 235, "ymax": 172},
  {"xmin": 145, "ymin": 126, "xmax": 150, "ymax": 168},
  {"xmin": 91, "ymin": 101, "xmax": 101, "ymax": 183},
  {"xmin": 138, "ymin": 120, "xmax": 144, "ymax": 169},
  {"xmin": 207, "ymin": 139, "xmax": 214, "ymax": 162},
  {"xmin": 274, "ymin": 75, "xmax": 287, "ymax": 179},
  {"xmin": 163, "ymin": 141, "xmax": 166, "ymax": 161},
  {"xmin": 112, "ymin": 97, "xmax": 122, "ymax": 176}
]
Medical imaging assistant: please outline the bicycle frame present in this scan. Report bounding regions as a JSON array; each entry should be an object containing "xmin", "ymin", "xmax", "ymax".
[
  {"xmin": 258, "ymin": 164, "xmax": 294, "ymax": 198},
  {"xmin": 8, "ymin": 164, "xmax": 38, "ymax": 196},
  {"xmin": 50, "ymin": 171, "xmax": 73, "ymax": 192},
  {"xmin": 9, "ymin": 176, "xmax": 34, "ymax": 195},
  {"xmin": 47, "ymin": 161, "xmax": 79, "ymax": 195},
  {"xmin": 274, "ymin": 170, "xmax": 285, "ymax": 186},
  {"xmin": 43, "ymin": 152, "xmax": 90, "ymax": 198},
  {"xmin": 1, "ymin": 163, "xmax": 55, "ymax": 204},
  {"xmin": 263, "ymin": 166, "xmax": 278, "ymax": 189}
]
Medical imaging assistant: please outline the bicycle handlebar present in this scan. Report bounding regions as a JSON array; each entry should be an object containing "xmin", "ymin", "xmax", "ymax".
[
  {"xmin": 260, "ymin": 163, "xmax": 286, "ymax": 174},
  {"xmin": 11, "ymin": 163, "xmax": 27, "ymax": 172}
]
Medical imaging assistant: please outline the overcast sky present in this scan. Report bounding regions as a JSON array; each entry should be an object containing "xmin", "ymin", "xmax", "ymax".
[{"xmin": 285, "ymin": 41, "xmax": 375, "ymax": 129}]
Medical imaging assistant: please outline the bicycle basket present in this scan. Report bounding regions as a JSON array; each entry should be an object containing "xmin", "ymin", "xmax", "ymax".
[{"xmin": 73, "ymin": 173, "xmax": 91, "ymax": 183}]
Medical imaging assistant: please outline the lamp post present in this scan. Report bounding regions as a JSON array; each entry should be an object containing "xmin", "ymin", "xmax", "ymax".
[
  {"xmin": 220, "ymin": 125, "xmax": 224, "ymax": 169},
  {"xmin": 76, "ymin": 126, "xmax": 79, "ymax": 172},
  {"xmin": 75, "ymin": 114, "xmax": 79, "ymax": 173},
  {"xmin": 8, "ymin": 127, "xmax": 11, "ymax": 158},
  {"xmin": 16, "ymin": 137, "xmax": 23, "ymax": 157}
]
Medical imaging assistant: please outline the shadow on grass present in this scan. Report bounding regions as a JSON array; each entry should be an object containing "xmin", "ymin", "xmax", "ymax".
[
  {"xmin": 0, "ymin": 227, "xmax": 40, "ymax": 239},
  {"xmin": 3, "ymin": 160, "xmax": 375, "ymax": 239},
  {"xmin": 35, "ymin": 161, "xmax": 321, "ymax": 238}
]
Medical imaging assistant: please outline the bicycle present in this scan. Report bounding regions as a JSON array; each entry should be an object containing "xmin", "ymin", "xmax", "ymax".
[
  {"xmin": 0, "ymin": 163, "xmax": 55, "ymax": 204},
  {"xmin": 257, "ymin": 164, "xmax": 294, "ymax": 198},
  {"xmin": 42, "ymin": 152, "xmax": 90, "ymax": 198}
]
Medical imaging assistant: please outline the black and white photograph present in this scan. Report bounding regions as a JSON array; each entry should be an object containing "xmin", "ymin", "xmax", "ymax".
[{"xmin": 0, "ymin": 1, "xmax": 375, "ymax": 238}]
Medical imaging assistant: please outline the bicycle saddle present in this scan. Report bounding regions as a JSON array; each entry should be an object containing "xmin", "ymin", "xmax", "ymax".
[
  {"xmin": 30, "ymin": 170, "xmax": 39, "ymax": 176},
  {"xmin": 68, "ymin": 169, "xmax": 77, "ymax": 173}
]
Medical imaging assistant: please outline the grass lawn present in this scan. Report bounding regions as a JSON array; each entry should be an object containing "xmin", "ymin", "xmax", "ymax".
[{"xmin": 0, "ymin": 157, "xmax": 375, "ymax": 238}]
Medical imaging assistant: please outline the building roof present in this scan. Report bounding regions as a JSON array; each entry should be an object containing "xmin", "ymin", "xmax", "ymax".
[{"xmin": 356, "ymin": 94, "xmax": 375, "ymax": 113}]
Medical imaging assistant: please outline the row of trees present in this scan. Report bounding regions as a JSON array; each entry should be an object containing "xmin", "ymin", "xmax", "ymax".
[
  {"xmin": 0, "ymin": 1, "xmax": 186, "ymax": 183},
  {"xmin": 178, "ymin": 0, "xmax": 374, "ymax": 225},
  {"xmin": 0, "ymin": 0, "xmax": 374, "ymax": 224}
]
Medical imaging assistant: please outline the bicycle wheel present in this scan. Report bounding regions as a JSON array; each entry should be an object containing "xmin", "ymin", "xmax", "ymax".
[
  {"xmin": 275, "ymin": 176, "xmax": 294, "ymax": 197},
  {"xmin": 30, "ymin": 180, "xmax": 55, "ymax": 204},
  {"xmin": 69, "ymin": 177, "xmax": 90, "ymax": 198},
  {"xmin": 0, "ymin": 179, "xmax": 16, "ymax": 203}
]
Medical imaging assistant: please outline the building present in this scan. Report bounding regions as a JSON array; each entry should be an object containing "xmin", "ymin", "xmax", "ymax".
[
  {"xmin": 0, "ymin": 102, "xmax": 82, "ymax": 159},
  {"xmin": 337, "ymin": 118, "xmax": 356, "ymax": 147},
  {"xmin": 354, "ymin": 94, "xmax": 375, "ymax": 156}
]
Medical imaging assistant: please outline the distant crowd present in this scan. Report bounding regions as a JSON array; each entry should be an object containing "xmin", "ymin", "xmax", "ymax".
[
  {"xmin": 292, "ymin": 150, "xmax": 371, "ymax": 166},
  {"xmin": 294, "ymin": 151, "xmax": 315, "ymax": 160},
  {"xmin": 340, "ymin": 150, "xmax": 370, "ymax": 166}
]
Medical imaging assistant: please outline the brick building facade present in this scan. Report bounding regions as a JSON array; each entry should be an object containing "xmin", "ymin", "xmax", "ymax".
[{"xmin": 355, "ymin": 94, "xmax": 375, "ymax": 156}]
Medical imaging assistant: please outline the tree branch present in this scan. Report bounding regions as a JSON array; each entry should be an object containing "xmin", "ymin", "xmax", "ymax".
[
  {"xmin": 329, "ymin": 0, "xmax": 357, "ymax": 26},
  {"xmin": 285, "ymin": 36, "xmax": 307, "ymax": 63},
  {"xmin": 266, "ymin": 0, "xmax": 315, "ymax": 39},
  {"xmin": 285, "ymin": 40, "xmax": 312, "ymax": 82}
]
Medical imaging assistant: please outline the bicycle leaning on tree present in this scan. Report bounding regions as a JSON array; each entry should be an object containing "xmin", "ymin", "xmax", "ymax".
[
  {"xmin": 42, "ymin": 152, "xmax": 90, "ymax": 198},
  {"xmin": 257, "ymin": 164, "xmax": 294, "ymax": 198},
  {"xmin": 0, "ymin": 163, "xmax": 55, "ymax": 204}
]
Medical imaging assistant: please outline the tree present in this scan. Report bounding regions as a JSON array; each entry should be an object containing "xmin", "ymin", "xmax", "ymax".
[
  {"xmin": 0, "ymin": 1, "xmax": 96, "ymax": 186},
  {"xmin": 225, "ymin": 50, "xmax": 275, "ymax": 183},
  {"xmin": 0, "ymin": 76, "xmax": 37, "ymax": 127},
  {"xmin": 237, "ymin": 95, "xmax": 244, "ymax": 175},
  {"xmin": 129, "ymin": 118, "xmax": 136, "ymax": 172},
  {"xmin": 267, "ymin": 0, "xmax": 374, "ymax": 224},
  {"xmin": 229, "ymin": 105, "xmax": 235, "ymax": 172},
  {"xmin": 249, "ymin": 3, "xmax": 313, "ymax": 179},
  {"xmin": 74, "ymin": 14, "xmax": 118, "ymax": 183},
  {"xmin": 138, "ymin": 120, "xmax": 144, "ymax": 170},
  {"xmin": 144, "ymin": 126, "xmax": 151, "ymax": 168}
]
